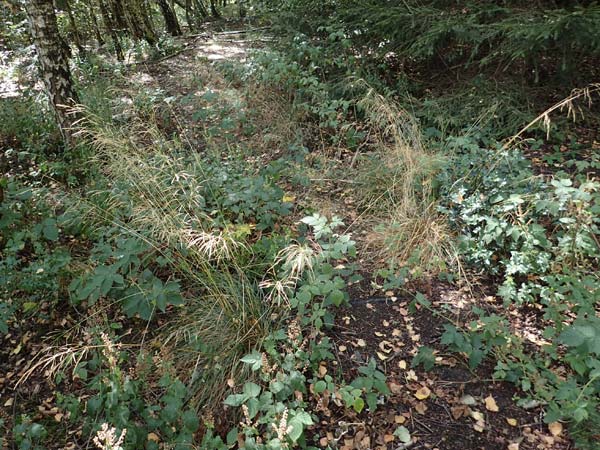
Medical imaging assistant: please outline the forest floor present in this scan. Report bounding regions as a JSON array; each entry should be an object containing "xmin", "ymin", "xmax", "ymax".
[
  {"xmin": 1, "ymin": 26, "xmax": 584, "ymax": 450},
  {"xmin": 131, "ymin": 30, "xmax": 578, "ymax": 450}
]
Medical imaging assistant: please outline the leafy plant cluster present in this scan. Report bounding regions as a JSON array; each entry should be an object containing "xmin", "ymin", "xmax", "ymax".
[
  {"xmin": 214, "ymin": 215, "xmax": 390, "ymax": 450},
  {"xmin": 437, "ymin": 136, "xmax": 600, "ymax": 447},
  {"xmin": 0, "ymin": 180, "xmax": 72, "ymax": 333}
]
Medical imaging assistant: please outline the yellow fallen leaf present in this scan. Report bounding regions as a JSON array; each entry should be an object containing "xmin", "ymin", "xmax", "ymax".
[
  {"xmin": 356, "ymin": 339, "xmax": 366, "ymax": 347},
  {"xmin": 473, "ymin": 421, "xmax": 485, "ymax": 432},
  {"xmin": 394, "ymin": 415, "xmax": 406, "ymax": 424},
  {"xmin": 338, "ymin": 345, "xmax": 347, "ymax": 352},
  {"xmin": 485, "ymin": 394, "xmax": 499, "ymax": 412},
  {"xmin": 506, "ymin": 418, "xmax": 517, "ymax": 426},
  {"xmin": 415, "ymin": 386, "xmax": 431, "ymax": 400},
  {"xmin": 470, "ymin": 410, "xmax": 484, "ymax": 422},
  {"xmin": 548, "ymin": 421, "xmax": 563, "ymax": 436},
  {"xmin": 282, "ymin": 195, "xmax": 295, "ymax": 203},
  {"xmin": 398, "ymin": 360, "xmax": 407, "ymax": 370},
  {"xmin": 148, "ymin": 433, "xmax": 160, "ymax": 442},
  {"xmin": 376, "ymin": 351, "xmax": 388, "ymax": 360}
]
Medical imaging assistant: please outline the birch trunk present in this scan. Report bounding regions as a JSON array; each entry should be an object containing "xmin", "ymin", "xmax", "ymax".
[{"xmin": 26, "ymin": 0, "xmax": 80, "ymax": 145}]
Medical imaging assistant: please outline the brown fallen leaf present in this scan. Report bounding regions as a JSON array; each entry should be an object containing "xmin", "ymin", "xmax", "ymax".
[
  {"xmin": 414, "ymin": 401, "xmax": 428, "ymax": 414},
  {"xmin": 318, "ymin": 364, "xmax": 327, "ymax": 377},
  {"xmin": 485, "ymin": 394, "xmax": 500, "ymax": 412},
  {"xmin": 394, "ymin": 415, "xmax": 406, "ymax": 424},
  {"xmin": 508, "ymin": 443, "xmax": 519, "ymax": 450},
  {"xmin": 389, "ymin": 382, "xmax": 402, "ymax": 395},
  {"xmin": 451, "ymin": 405, "xmax": 470, "ymax": 420}
]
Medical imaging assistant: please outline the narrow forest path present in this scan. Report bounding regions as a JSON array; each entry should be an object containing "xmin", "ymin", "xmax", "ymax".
[{"xmin": 114, "ymin": 31, "xmax": 573, "ymax": 450}]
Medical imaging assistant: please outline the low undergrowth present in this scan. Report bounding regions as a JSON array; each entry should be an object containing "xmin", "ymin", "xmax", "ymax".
[
  {"xmin": 2, "ymin": 15, "xmax": 600, "ymax": 450},
  {"xmin": 435, "ymin": 133, "xmax": 600, "ymax": 447}
]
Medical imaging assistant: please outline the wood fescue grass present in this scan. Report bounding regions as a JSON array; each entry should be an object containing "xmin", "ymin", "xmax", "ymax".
[{"xmin": 354, "ymin": 88, "xmax": 458, "ymax": 270}]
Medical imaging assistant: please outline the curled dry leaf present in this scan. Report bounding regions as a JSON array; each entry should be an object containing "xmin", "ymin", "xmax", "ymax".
[
  {"xmin": 485, "ymin": 394, "xmax": 499, "ymax": 412},
  {"xmin": 548, "ymin": 421, "xmax": 563, "ymax": 436},
  {"xmin": 414, "ymin": 386, "xmax": 431, "ymax": 400}
]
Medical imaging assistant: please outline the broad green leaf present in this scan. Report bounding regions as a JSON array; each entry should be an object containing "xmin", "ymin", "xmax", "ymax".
[{"xmin": 394, "ymin": 426, "xmax": 411, "ymax": 443}]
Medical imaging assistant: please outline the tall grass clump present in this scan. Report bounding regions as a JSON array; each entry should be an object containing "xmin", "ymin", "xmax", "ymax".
[
  {"xmin": 354, "ymin": 87, "xmax": 456, "ymax": 270},
  {"xmin": 67, "ymin": 102, "xmax": 289, "ymax": 411}
]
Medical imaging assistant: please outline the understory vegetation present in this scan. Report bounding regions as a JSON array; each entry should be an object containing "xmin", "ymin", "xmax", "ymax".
[{"xmin": 1, "ymin": 1, "xmax": 599, "ymax": 449}]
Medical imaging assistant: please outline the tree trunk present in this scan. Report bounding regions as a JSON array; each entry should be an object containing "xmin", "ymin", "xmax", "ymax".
[
  {"xmin": 64, "ymin": 0, "xmax": 86, "ymax": 56},
  {"xmin": 25, "ymin": 0, "xmax": 80, "ymax": 146},
  {"xmin": 115, "ymin": 0, "xmax": 157, "ymax": 46},
  {"xmin": 156, "ymin": 0, "xmax": 181, "ymax": 36},
  {"xmin": 98, "ymin": 0, "xmax": 124, "ymax": 60},
  {"xmin": 89, "ymin": 7, "xmax": 105, "ymax": 46},
  {"xmin": 209, "ymin": 0, "xmax": 220, "ymax": 17}
]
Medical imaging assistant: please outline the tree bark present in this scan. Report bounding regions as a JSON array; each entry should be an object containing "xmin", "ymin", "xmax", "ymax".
[
  {"xmin": 156, "ymin": 0, "xmax": 181, "ymax": 36},
  {"xmin": 89, "ymin": 7, "xmax": 105, "ymax": 46},
  {"xmin": 64, "ymin": 0, "xmax": 86, "ymax": 56},
  {"xmin": 209, "ymin": 0, "xmax": 220, "ymax": 17},
  {"xmin": 98, "ymin": 0, "xmax": 124, "ymax": 60},
  {"xmin": 25, "ymin": 0, "xmax": 80, "ymax": 145}
]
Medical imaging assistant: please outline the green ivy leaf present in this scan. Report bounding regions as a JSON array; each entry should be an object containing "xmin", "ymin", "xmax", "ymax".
[
  {"xmin": 42, "ymin": 218, "xmax": 59, "ymax": 241},
  {"xmin": 353, "ymin": 397, "xmax": 365, "ymax": 413},
  {"xmin": 314, "ymin": 380, "xmax": 326, "ymax": 394},
  {"xmin": 224, "ymin": 394, "xmax": 246, "ymax": 407},
  {"xmin": 243, "ymin": 382, "xmax": 261, "ymax": 398},
  {"xmin": 182, "ymin": 409, "xmax": 199, "ymax": 432},
  {"xmin": 240, "ymin": 351, "xmax": 263, "ymax": 371}
]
